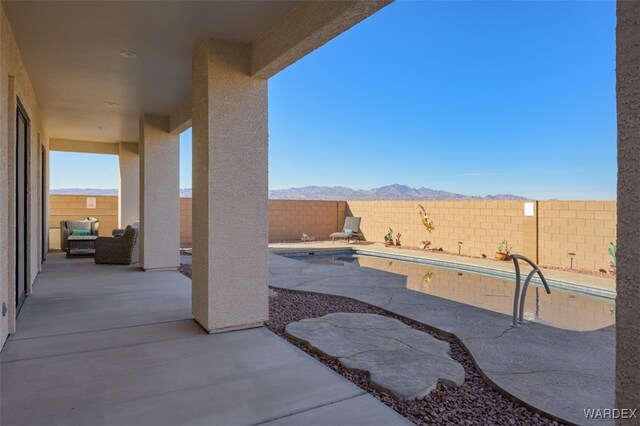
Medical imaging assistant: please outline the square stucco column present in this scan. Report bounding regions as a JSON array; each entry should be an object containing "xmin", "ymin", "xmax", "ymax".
[
  {"xmin": 191, "ymin": 40, "xmax": 268, "ymax": 333},
  {"xmin": 118, "ymin": 142, "xmax": 139, "ymax": 228},
  {"xmin": 616, "ymin": 0, "xmax": 640, "ymax": 413},
  {"xmin": 139, "ymin": 115, "xmax": 180, "ymax": 271}
]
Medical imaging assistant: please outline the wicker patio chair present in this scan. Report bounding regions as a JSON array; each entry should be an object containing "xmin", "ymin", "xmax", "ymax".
[{"xmin": 94, "ymin": 226, "xmax": 138, "ymax": 265}]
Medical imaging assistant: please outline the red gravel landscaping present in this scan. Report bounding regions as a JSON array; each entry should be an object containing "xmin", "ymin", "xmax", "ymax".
[{"xmin": 178, "ymin": 264, "xmax": 562, "ymax": 425}]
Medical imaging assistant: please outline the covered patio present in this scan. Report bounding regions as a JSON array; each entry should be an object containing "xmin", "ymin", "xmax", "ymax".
[
  {"xmin": 1, "ymin": 252, "xmax": 407, "ymax": 425},
  {"xmin": 1, "ymin": 0, "xmax": 639, "ymax": 423}
]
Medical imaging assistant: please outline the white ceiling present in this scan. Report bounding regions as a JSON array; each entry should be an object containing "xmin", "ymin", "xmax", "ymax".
[{"xmin": 3, "ymin": 1, "xmax": 300, "ymax": 143}]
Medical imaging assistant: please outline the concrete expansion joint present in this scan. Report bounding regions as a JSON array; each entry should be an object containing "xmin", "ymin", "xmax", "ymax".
[
  {"xmin": 5, "ymin": 318, "xmax": 195, "ymax": 343},
  {"xmin": 250, "ymin": 392, "xmax": 368, "ymax": 426},
  {"xmin": 490, "ymin": 369, "xmax": 614, "ymax": 382}
]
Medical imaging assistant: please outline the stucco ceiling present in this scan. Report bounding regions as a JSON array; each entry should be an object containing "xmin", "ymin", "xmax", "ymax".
[{"xmin": 3, "ymin": 1, "xmax": 300, "ymax": 143}]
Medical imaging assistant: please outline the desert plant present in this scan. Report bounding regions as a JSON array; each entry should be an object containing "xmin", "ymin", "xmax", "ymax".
[
  {"xmin": 497, "ymin": 239, "xmax": 512, "ymax": 255},
  {"xmin": 416, "ymin": 204, "xmax": 435, "ymax": 232},
  {"xmin": 608, "ymin": 242, "xmax": 617, "ymax": 268},
  {"xmin": 384, "ymin": 228, "xmax": 394, "ymax": 246},
  {"xmin": 416, "ymin": 204, "xmax": 435, "ymax": 250},
  {"xmin": 395, "ymin": 232, "xmax": 402, "ymax": 246}
]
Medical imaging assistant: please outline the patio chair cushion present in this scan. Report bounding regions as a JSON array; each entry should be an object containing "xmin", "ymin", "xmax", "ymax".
[{"xmin": 67, "ymin": 220, "xmax": 92, "ymax": 231}]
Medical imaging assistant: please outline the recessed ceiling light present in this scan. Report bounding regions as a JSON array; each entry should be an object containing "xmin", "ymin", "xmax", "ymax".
[
  {"xmin": 104, "ymin": 101, "xmax": 118, "ymax": 106},
  {"xmin": 119, "ymin": 51, "xmax": 138, "ymax": 59}
]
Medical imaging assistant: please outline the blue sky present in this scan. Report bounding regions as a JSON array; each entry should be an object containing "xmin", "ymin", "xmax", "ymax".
[{"xmin": 51, "ymin": 0, "xmax": 617, "ymax": 200}]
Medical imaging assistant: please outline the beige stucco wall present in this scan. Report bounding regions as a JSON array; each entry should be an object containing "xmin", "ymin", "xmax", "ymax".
[
  {"xmin": 139, "ymin": 115, "xmax": 180, "ymax": 271},
  {"xmin": 616, "ymin": 0, "xmax": 640, "ymax": 413},
  {"xmin": 250, "ymin": 0, "xmax": 393, "ymax": 78},
  {"xmin": 118, "ymin": 142, "xmax": 139, "ymax": 228},
  {"xmin": 49, "ymin": 138, "xmax": 119, "ymax": 155},
  {"xmin": 1, "ymin": 4, "xmax": 49, "ymax": 344},
  {"xmin": 191, "ymin": 39, "xmax": 269, "ymax": 333}
]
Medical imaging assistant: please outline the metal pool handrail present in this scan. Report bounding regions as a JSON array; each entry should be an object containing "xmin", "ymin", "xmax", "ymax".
[{"xmin": 509, "ymin": 254, "xmax": 551, "ymax": 326}]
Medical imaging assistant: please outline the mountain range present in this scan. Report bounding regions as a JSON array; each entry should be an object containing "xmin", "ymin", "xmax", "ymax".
[
  {"xmin": 268, "ymin": 184, "xmax": 526, "ymax": 201},
  {"xmin": 50, "ymin": 188, "xmax": 118, "ymax": 195},
  {"xmin": 52, "ymin": 185, "xmax": 526, "ymax": 200}
]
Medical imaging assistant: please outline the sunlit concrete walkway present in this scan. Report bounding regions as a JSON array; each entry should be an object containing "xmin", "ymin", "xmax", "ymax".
[
  {"xmin": 1, "ymin": 252, "xmax": 408, "ymax": 426},
  {"xmin": 269, "ymin": 253, "xmax": 615, "ymax": 426}
]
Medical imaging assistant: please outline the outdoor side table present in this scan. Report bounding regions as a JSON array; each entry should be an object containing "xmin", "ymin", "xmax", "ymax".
[{"xmin": 67, "ymin": 235, "xmax": 98, "ymax": 258}]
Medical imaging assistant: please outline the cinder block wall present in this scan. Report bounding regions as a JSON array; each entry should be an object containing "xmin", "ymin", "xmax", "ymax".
[
  {"xmin": 49, "ymin": 195, "xmax": 617, "ymax": 271},
  {"xmin": 178, "ymin": 198, "xmax": 346, "ymax": 244},
  {"xmin": 49, "ymin": 195, "xmax": 120, "ymax": 247},
  {"xmin": 537, "ymin": 201, "xmax": 617, "ymax": 271},
  {"xmin": 180, "ymin": 197, "xmax": 192, "ymax": 247},
  {"xmin": 347, "ymin": 200, "xmax": 528, "ymax": 258},
  {"xmin": 268, "ymin": 200, "xmax": 347, "ymax": 242},
  {"xmin": 348, "ymin": 200, "xmax": 616, "ymax": 272}
]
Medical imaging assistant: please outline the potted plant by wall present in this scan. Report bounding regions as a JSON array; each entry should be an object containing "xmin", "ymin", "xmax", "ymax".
[
  {"xmin": 384, "ymin": 228, "xmax": 394, "ymax": 247},
  {"xmin": 394, "ymin": 232, "xmax": 402, "ymax": 247},
  {"xmin": 495, "ymin": 239, "xmax": 512, "ymax": 261}
]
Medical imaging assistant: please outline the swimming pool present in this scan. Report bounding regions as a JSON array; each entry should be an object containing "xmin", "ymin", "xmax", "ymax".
[{"xmin": 293, "ymin": 253, "xmax": 615, "ymax": 331}]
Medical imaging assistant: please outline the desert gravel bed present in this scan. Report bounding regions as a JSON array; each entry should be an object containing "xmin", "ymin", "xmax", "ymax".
[{"xmin": 178, "ymin": 264, "xmax": 561, "ymax": 425}]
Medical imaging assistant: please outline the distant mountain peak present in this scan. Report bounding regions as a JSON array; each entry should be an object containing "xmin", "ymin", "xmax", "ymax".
[
  {"xmin": 268, "ymin": 185, "xmax": 526, "ymax": 201},
  {"xmin": 50, "ymin": 185, "xmax": 527, "ymax": 201}
]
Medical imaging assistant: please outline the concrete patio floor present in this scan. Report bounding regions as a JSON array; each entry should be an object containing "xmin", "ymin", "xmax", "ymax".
[
  {"xmin": 268, "ymin": 253, "xmax": 615, "ymax": 426},
  {"xmin": 1, "ymin": 252, "xmax": 409, "ymax": 426}
]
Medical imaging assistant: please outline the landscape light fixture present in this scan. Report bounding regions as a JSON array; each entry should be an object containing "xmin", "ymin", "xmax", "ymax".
[
  {"xmin": 568, "ymin": 252, "xmax": 576, "ymax": 269},
  {"xmin": 458, "ymin": 241, "xmax": 463, "ymax": 255}
]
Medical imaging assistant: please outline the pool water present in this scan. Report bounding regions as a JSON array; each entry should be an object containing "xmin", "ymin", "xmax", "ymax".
[{"xmin": 298, "ymin": 254, "xmax": 615, "ymax": 331}]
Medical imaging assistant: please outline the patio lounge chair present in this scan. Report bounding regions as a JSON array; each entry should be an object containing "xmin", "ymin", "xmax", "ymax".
[
  {"xmin": 330, "ymin": 217, "xmax": 362, "ymax": 242},
  {"xmin": 94, "ymin": 225, "xmax": 138, "ymax": 265}
]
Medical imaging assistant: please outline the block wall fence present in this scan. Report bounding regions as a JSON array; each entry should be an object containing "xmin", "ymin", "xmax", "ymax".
[
  {"xmin": 347, "ymin": 200, "xmax": 617, "ymax": 272},
  {"xmin": 48, "ymin": 195, "xmax": 616, "ymax": 271},
  {"xmin": 49, "ymin": 195, "xmax": 119, "ymax": 248}
]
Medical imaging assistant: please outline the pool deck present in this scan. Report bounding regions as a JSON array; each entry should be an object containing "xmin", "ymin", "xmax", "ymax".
[
  {"xmin": 268, "ymin": 250, "xmax": 615, "ymax": 426},
  {"xmin": 1, "ymin": 252, "xmax": 409, "ymax": 426}
]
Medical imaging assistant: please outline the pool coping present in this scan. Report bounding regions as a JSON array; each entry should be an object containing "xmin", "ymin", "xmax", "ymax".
[{"xmin": 271, "ymin": 246, "xmax": 617, "ymax": 300}]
